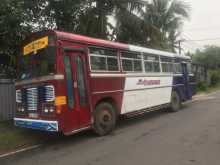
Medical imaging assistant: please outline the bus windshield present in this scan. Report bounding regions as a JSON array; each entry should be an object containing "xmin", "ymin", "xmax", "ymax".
[{"xmin": 18, "ymin": 46, "xmax": 56, "ymax": 80}]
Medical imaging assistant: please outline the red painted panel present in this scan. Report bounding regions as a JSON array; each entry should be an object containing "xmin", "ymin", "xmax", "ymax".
[
  {"xmin": 90, "ymin": 76, "xmax": 126, "ymax": 114},
  {"xmin": 55, "ymin": 31, "xmax": 129, "ymax": 50}
]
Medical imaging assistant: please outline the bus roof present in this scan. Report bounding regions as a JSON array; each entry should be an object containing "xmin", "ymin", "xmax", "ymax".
[{"xmin": 53, "ymin": 30, "xmax": 190, "ymax": 60}]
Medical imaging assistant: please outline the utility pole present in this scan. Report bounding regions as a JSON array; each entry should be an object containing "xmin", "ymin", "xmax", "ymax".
[
  {"xmin": 178, "ymin": 39, "xmax": 185, "ymax": 55},
  {"xmin": 178, "ymin": 40, "xmax": 181, "ymax": 55}
]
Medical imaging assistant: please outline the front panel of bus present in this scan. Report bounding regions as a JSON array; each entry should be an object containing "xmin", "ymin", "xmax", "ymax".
[
  {"xmin": 14, "ymin": 32, "xmax": 92, "ymax": 134},
  {"xmin": 13, "ymin": 32, "xmax": 90, "ymax": 134}
]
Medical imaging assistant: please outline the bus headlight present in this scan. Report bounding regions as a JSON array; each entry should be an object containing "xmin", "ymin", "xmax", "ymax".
[
  {"xmin": 17, "ymin": 105, "xmax": 25, "ymax": 112},
  {"xmin": 43, "ymin": 104, "xmax": 55, "ymax": 114},
  {"xmin": 49, "ymin": 107, "xmax": 54, "ymax": 113},
  {"xmin": 44, "ymin": 108, "xmax": 49, "ymax": 113}
]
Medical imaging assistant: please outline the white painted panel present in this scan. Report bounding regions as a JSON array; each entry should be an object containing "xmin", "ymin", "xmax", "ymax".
[
  {"xmin": 121, "ymin": 76, "xmax": 173, "ymax": 114},
  {"xmin": 124, "ymin": 76, "xmax": 172, "ymax": 91},
  {"xmin": 128, "ymin": 45, "xmax": 190, "ymax": 59}
]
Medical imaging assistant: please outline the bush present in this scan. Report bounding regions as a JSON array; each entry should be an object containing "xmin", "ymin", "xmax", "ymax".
[
  {"xmin": 210, "ymin": 70, "xmax": 220, "ymax": 86},
  {"xmin": 196, "ymin": 81, "xmax": 208, "ymax": 92}
]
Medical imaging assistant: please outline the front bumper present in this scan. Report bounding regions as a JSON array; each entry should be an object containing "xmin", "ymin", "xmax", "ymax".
[{"xmin": 14, "ymin": 118, "xmax": 59, "ymax": 132}]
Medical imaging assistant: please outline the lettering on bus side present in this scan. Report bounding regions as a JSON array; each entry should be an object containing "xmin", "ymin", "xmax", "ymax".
[{"xmin": 136, "ymin": 79, "xmax": 161, "ymax": 86}]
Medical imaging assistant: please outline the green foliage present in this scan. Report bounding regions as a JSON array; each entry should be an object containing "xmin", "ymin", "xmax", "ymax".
[
  {"xmin": 196, "ymin": 81, "xmax": 208, "ymax": 92},
  {"xmin": 0, "ymin": 0, "xmax": 190, "ymax": 75},
  {"xmin": 192, "ymin": 46, "xmax": 220, "ymax": 69},
  {"xmin": 142, "ymin": 0, "xmax": 190, "ymax": 51},
  {"xmin": 209, "ymin": 70, "xmax": 220, "ymax": 86}
]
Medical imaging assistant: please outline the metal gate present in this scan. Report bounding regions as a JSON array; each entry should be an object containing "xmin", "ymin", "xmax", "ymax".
[{"xmin": 0, "ymin": 79, "xmax": 15, "ymax": 121}]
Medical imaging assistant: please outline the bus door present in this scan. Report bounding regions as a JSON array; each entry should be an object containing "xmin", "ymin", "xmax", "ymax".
[
  {"xmin": 182, "ymin": 62, "xmax": 191, "ymax": 100},
  {"xmin": 63, "ymin": 49, "xmax": 91, "ymax": 133}
]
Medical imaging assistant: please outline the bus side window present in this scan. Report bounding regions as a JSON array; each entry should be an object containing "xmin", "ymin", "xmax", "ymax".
[
  {"xmin": 161, "ymin": 57, "xmax": 173, "ymax": 73},
  {"xmin": 187, "ymin": 62, "xmax": 192, "ymax": 74},
  {"xmin": 173, "ymin": 63, "xmax": 182, "ymax": 74},
  {"xmin": 64, "ymin": 56, "xmax": 74, "ymax": 109},
  {"xmin": 89, "ymin": 47, "xmax": 119, "ymax": 72},
  {"xmin": 121, "ymin": 51, "xmax": 143, "ymax": 72},
  {"xmin": 143, "ymin": 54, "xmax": 160, "ymax": 73}
]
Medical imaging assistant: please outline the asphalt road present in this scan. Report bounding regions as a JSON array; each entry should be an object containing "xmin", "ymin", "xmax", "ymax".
[{"xmin": 1, "ymin": 91, "xmax": 220, "ymax": 165}]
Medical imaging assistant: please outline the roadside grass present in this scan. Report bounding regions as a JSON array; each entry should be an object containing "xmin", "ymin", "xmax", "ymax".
[
  {"xmin": 0, "ymin": 121, "xmax": 51, "ymax": 155},
  {"xmin": 197, "ymin": 83, "xmax": 220, "ymax": 95}
]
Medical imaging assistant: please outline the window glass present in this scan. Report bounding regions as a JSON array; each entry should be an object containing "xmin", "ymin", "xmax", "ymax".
[
  {"xmin": 107, "ymin": 58, "xmax": 118, "ymax": 71},
  {"xmin": 121, "ymin": 51, "xmax": 143, "ymax": 72},
  {"xmin": 90, "ymin": 56, "xmax": 106, "ymax": 71},
  {"xmin": 90, "ymin": 47, "xmax": 119, "ymax": 71},
  {"xmin": 64, "ymin": 56, "xmax": 74, "ymax": 109},
  {"xmin": 121, "ymin": 52, "xmax": 142, "ymax": 59},
  {"xmin": 122, "ymin": 59, "xmax": 133, "ymax": 71},
  {"xmin": 153, "ymin": 62, "xmax": 160, "ymax": 72},
  {"xmin": 174, "ymin": 63, "xmax": 182, "ymax": 74},
  {"xmin": 161, "ymin": 57, "xmax": 172, "ymax": 63},
  {"xmin": 76, "ymin": 56, "xmax": 87, "ymax": 106},
  {"xmin": 187, "ymin": 63, "xmax": 192, "ymax": 74},
  {"xmin": 161, "ymin": 56, "xmax": 173, "ymax": 73},
  {"xmin": 90, "ymin": 47, "xmax": 117, "ymax": 56},
  {"xmin": 145, "ymin": 61, "xmax": 153, "ymax": 72},
  {"xmin": 134, "ymin": 60, "xmax": 142, "ymax": 72},
  {"xmin": 19, "ymin": 46, "xmax": 55, "ymax": 80},
  {"xmin": 162, "ymin": 63, "xmax": 173, "ymax": 73},
  {"xmin": 144, "ymin": 54, "xmax": 159, "ymax": 61},
  {"xmin": 143, "ymin": 54, "xmax": 160, "ymax": 73}
]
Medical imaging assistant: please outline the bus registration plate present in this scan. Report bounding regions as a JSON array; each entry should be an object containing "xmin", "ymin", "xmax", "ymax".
[{"xmin": 29, "ymin": 113, "xmax": 38, "ymax": 119}]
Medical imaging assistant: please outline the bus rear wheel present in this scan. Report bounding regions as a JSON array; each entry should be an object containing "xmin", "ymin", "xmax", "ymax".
[
  {"xmin": 93, "ymin": 102, "xmax": 117, "ymax": 136},
  {"xmin": 169, "ymin": 91, "xmax": 181, "ymax": 112}
]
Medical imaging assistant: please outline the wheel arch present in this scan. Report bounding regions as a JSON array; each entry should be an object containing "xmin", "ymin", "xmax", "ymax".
[
  {"xmin": 173, "ymin": 87, "xmax": 184, "ymax": 102},
  {"xmin": 94, "ymin": 97, "xmax": 119, "ymax": 116}
]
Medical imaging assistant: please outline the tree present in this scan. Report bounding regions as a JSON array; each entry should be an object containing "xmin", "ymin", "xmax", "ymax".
[
  {"xmin": 192, "ymin": 46, "xmax": 220, "ymax": 69},
  {"xmin": 0, "ymin": 0, "xmax": 190, "ymax": 76},
  {"xmin": 143, "ymin": 0, "xmax": 190, "ymax": 51},
  {"xmin": 0, "ymin": 0, "xmax": 31, "ymax": 67},
  {"xmin": 113, "ymin": 0, "xmax": 145, "ymax": 43}
]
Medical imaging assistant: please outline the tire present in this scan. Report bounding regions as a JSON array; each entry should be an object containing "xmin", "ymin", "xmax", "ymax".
[
  {"xmin": 169, "ymin": 91, "xmax": 181, "ymax": 112},
  {"xmin": 93, "ymin": 102, "xmax": 117, "ymax": 136}
]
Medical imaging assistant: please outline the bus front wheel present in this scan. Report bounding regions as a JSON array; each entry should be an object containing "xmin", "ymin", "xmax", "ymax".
[
  {"xmin": 93, "ymin": 102, "xmax": 117, "ymax": 136},
  {"xmin": 169, "ymin": 91, "xmax": 181, "ymax": 112}
]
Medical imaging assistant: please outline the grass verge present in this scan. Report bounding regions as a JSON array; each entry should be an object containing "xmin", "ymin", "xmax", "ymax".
[
  {"xmin": 0, "ymin": 121, "xmax": 52, "ymax": 155},
  {"xmin": 197, "ymin": 83, "xmax": 220, "ymax": 95}
]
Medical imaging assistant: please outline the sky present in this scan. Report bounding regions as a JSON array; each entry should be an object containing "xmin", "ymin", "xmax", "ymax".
[{"xmin": 182, "ymin": 0, "xmax": 220, "ymax": 52}]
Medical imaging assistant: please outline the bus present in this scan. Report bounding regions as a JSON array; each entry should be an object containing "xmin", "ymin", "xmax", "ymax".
[{"xmin": 14, "ymin": 30, "xmax": 196, "ymax": 136}]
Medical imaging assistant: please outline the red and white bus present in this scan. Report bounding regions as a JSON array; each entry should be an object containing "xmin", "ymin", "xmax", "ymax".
[{"xmin": 14, "ymin": 30, "xmax": 196, "ymax": 135}]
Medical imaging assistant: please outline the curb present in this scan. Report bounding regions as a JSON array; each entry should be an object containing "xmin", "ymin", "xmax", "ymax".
[{"xmin": 0, "ymin": 144, "xmax": 41, "ymax": 159}]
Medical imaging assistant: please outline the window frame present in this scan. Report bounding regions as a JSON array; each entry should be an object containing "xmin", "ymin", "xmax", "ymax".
[
  {"xmin": 63, "ymin": 55, "xmax": 75, "ymax": 109},
  {"xmin": 121, "ymin": 51, "xmax": 143, "ymax": 73},
  {"xmin": 173, "ymin": 63, "xmax": 183, "ymax": 74},
  {"xmin": 143, "ymin": 53, "xmax": 161, "ymax": 73},
  {"xmin": 160, "ymin": 56, "xmax": 174, "ymax": 73},
  {"xmin": 75, "ymin": 56, "xmax": 87, "ymax": 106},
  {"xmin": 89, "ymin": 46, "xmax": 120, "ymax": 73}
]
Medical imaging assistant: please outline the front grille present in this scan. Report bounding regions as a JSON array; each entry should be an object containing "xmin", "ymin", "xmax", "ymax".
[
  {"xmin": 16, "ymin": 90, "xmax": 22, "ymax": 103},
  {"xmin": 17, "ymin": 85, "xmax": 55, "ymax": 112},
  {"xmin": 45, "ymin": 85, "xmax": 55, "ymax": 102},
  {"xmin": 26, "ymin": 88, "xmax": 38, "ymax": 111}
]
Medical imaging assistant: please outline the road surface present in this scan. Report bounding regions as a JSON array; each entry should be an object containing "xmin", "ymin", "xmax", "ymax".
[{"xmin": 1, "ymin": 91, "xmax": 220, "ymax": 165}]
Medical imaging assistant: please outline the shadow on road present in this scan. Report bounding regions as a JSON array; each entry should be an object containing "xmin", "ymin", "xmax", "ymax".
[{"xmin": 38, "ymin": 106, "xmax": 190, "ymax": 147}]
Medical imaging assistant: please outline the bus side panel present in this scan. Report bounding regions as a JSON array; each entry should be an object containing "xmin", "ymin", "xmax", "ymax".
[
  {"xmin": 173, "ymin": 75, "xmax": 187, "ymax": 101},
  {"xmin": 121, "ymin": 76, "xmax": 173, "ymax": 114},
  {"xmin": 90, "ymin": 76, "xmax": 125, "ymax": 114},
  {"xmin": 189, "ymin": 75, "xmax": 197, "ymax": 96}
]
